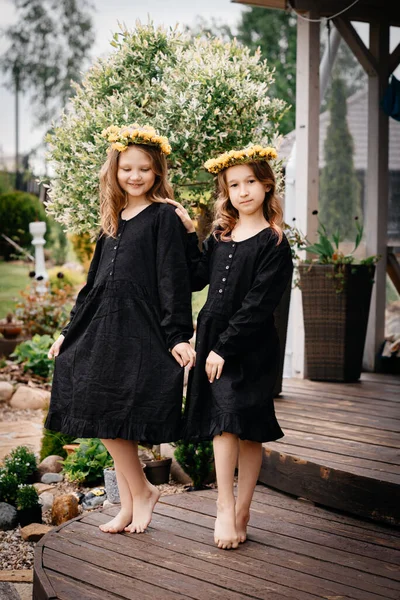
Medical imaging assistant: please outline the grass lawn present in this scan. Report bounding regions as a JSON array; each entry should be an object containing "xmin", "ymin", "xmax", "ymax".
[
  {"xmin": 0, "ymin": 261, "xmax": 30, "ymax": 318},
  {"xmin": 192, "ymin": 286, "xmax": 208, "ymax": 321}
]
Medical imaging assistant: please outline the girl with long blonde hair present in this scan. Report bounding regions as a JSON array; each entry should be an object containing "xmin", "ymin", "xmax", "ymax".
[
  {"xmin": 47, "ymin": 125, "xmax": 195, "ymax": 535},
  {"xmin": 167, "ymin": 145, "xmax": 293, "ymax": 550}
]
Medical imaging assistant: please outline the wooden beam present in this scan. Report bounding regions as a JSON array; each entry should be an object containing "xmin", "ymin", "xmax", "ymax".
[
  {"xmin": 389, "ymin": 42, "xmax": 400, "ymax": 75},
  {"xmin": 364, "ymin": 18, "xmax": 390, "ymax": 372},
  {"xmin": 332, "ymin": 16, "xmax": 378, "ymax": 76}
]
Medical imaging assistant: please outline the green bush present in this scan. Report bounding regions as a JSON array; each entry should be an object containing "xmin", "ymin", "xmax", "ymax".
[
  {"xmin": 62, "ymin": 438, "xmax": 113, "ymax": 484},
  {"xmin": 16, "ymin": 484, "xmax": 40, "ymax": 510},
  {"xmin": 47, "ymin": 219, "xmax": 68, "ymax": 265},
  {"xmin": 0, "ymin": 191, "xmax": 50, "ymax": 260},
  {"xmin": 11, "ymin": 334, "xmax": 55, "ymax": 379},
  {"xmin": 174, "ymin": 441, "xmax": 214, "ymax": 489},
  {"xmin": 47, "ymin": 267, "xmax": 85, "ymax": 291},
  {"xmin": 0, "ymin": 470, "xmax": 20, "ymax": 505},
  {"xmin": 40, "ymin": 428, "xmax": 76, "ymax": 461},
  {"xmin": 3, "ymin": 445, "xmax": 37, "ymax": 483}
]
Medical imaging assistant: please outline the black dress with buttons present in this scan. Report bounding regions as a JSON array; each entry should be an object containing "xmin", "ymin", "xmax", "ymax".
[
  {"xmin": 184, "ymin": 228, "xmax": 293, "ymax": 443},
  {"xmin": 45, "ymin": 203, "xmax": 193, "ymax": 444}
]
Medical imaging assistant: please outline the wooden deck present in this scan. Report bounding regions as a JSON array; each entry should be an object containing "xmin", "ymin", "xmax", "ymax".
[
  {"xmin": 262, "ymin": 373, "xmax": 400, "ymax": 525},
  {"xmin": 34, "ymin": 486, "xmax": 400, "ymax": 600}
]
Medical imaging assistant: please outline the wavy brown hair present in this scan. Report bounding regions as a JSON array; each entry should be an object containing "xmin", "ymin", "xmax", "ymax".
[
  {"xmin": 213, "ymin": 161, "xmax": 283, "ymax": 244},
  {"xmin": 99, "ymin": 145, "xmax": 174, "ymax": 238}
]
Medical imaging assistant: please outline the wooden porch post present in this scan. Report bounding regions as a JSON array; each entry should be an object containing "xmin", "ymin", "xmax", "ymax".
[
  {"xmin": 293, "ymin": 13, "xmax": 320, "ymax": 377},
  {"xmin": 364, "ymin": 19, "xmax": 390, "ymax": 371}
]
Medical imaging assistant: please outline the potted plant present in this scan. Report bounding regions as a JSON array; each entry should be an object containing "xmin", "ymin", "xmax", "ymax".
[
  {"xmin": 141, "ymin": 445, "xmax": 172, "ymax": 486},
  {"xmin": 173, "ymin": 440, "xmax": 214, "ymax": 491},
  {"xmin": 62, "ymin": 438, "xmax": 113, "ymax": 484},
  {"xmin": 16, "ymin": 485, "xmax": 42, "ymax": 526},
  {"xmin": 296, "ymin": 214, "xmax": 379, "ymax": 382},
  {"xmin": 0, "ymin": 313, "xmax": 23, "ymax": 339}
]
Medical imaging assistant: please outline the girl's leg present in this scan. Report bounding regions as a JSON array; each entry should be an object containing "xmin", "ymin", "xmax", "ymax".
[
  {"xmin": 100, "ymin": 438, "xmax": 160, "ymax": 534},
  {"xmin": 212, "ymin": 432, "xmax": 239, "ymax": 549},
  {"xmin": 235, "ymin": 440, "xmax": 263, "ymax": 543}
]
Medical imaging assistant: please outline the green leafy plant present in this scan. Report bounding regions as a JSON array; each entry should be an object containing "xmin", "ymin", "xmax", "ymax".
[
  {"xmin": 174, "ymin": 441, "xmax": 214, "ymax": 489},
  {"xmin": 0, "ymin": 470, "xmax": 20, "ymax": 505},
  {"xmin": 11, "ymin": 334, "xmax": 55, "ymax": 379},
  {"xmin": 16, "ymin": 484, "xmax": 40, "ymax": 511},
  {"xmin": 62, "ymin": 438, "xmax": 113, "ymax": 484},
  {"xmin": 40, "ymin": 427, "xmax": 76, "ymax": 461},
  {"xmin": 3, "ymin": 445, "xmax": 37, "ymax": 484}
]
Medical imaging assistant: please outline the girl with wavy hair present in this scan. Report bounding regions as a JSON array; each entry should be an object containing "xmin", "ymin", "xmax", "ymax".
[
  {"xmin": 167, "ymin": 145, "xmax": 293, "ymax": 550},
  {"xmin": 47, "ymin": 125, "xmax": 195, "ymax": 534}
]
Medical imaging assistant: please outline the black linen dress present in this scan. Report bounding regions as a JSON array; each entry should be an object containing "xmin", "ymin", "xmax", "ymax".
[
  {"xmin": 184, "ymin": 227, "xmax": 293, "ymax": 443},
  {"xmin": 45, "ymin": 203, "xmax": 193, "ymax": 444}
]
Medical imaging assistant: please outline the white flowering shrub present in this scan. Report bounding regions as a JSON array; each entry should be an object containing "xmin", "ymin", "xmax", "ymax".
[{"xmin": 46, "ymin": 22, "xmax": 287, "ymax": 233}]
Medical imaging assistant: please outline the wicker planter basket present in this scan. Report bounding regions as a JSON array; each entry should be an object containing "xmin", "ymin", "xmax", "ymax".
[{"xmin": 299, "ymin": 264, "xmax": 375, "ymax": 382}]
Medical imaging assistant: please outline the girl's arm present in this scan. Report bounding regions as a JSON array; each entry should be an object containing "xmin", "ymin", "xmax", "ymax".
[
  {"xmin": 156, "ymin": 205, "xmax": 194, "ymax": 350},
  {"xmin": 165, "ymin": 198, "xmax": 212, "ymax": 291},
  {"xmin": 61, "ymin": 233, "xmax": 104, "ymax": 337},
  {"xmin": 213, "ymin": 235, "xmax": 293, "ymax": 360}
]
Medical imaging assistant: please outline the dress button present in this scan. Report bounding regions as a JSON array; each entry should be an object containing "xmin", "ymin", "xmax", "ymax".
[
  {"xmin": 111, "ymin": 259, "xmax": 114, "ymax": 262},
  {"xmin": 222, "ymin": 277, "xmax": 226, "ymax": 282},
  {"xmin": 109, "ymin": 272, "xmax": 112, "ymax": 276},
  {"xmin": 219, "ymin": 289, "xmax": 223, "ymax": 293},
  {"xmin": 118, "ymin": 233, "xmax": 121, "ymax": 237},
  {"xmin": 114, "ymin": 246, "xmax": 117, "ymax": 250},
  {"xmin": 226, "ymin": 265, "xmax": 230, "ymax": 270},
  {"xmin": 229, "ymin": 254, "xmax": 233, "ymax": 258},
  {"xmin": 232, "ymin": 243, "xmax": 235, "ymax": 247}
]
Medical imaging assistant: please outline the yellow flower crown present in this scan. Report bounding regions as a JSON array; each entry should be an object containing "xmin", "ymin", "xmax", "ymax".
[
  {"xmin": 204, "ymin": 145, "xmax": 278, "ymax": 174},
  {"xmin": 101, "ymin": 124, "xmax": 172, "ymax": 155}
]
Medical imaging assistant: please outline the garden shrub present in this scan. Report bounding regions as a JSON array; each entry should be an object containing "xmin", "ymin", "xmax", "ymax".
[
  {"xmin": 0, "ymin": 191, "xmax": 50, "ymax": 260},
  {"xmin": 15, "ymin": 285, "xmax": 73, "ymax": 336},
  {"xmin": 174, "ymin": 440, "xmax": 214, "ymax": 489},
  {"xmin": 3, "ymin": 445, "xmax": 37, "ymax": 483},
  {"xmin": 11, "ymin": 334, "xmax": 55, "ymax": 379},
  {"xmin": 0, "ymin": 470, "xmax": 20, "ymax": 505},
  {"xmin": 47, "ymin": 267, "xmax": 85, "ymax": 291},
  {"xmin": 69, "ymin": 233, "xmax": 95, "ymax": 270},
  {"xmin": 40, "ymin": 428, "xmax": 76, "ymax": 461},
  {"xmin": 16, "ymin": 484, "xmax": 40, "ymax": 510}
]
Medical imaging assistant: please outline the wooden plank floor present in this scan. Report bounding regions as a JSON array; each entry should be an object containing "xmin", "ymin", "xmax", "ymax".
[
  {"xmin": 34, "ymin": 486, "xmax": 400, "ymax": 600},
  {"xmin": 262, "ymin": 373, "xmax": 400, "ymax": 525}
]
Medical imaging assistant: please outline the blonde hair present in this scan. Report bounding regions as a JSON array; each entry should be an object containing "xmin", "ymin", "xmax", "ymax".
[
  {"xmin": 213, "ymin": 161, "xmax": 283, "ymax": 244},
  {"xmin": 99, "ymin": 145, "xmax": 174, "ymax": 237}
]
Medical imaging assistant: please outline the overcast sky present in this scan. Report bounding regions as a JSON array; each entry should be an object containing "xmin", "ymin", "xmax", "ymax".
[
  {"xmin": 0, "ymin": 0, "xmax": 244, "ymax": 166},
  {"xmin": 1, "ymin": 0, "xmax": 399, "ymax": 173}
]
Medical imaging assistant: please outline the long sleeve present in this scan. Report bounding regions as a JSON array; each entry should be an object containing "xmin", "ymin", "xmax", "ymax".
[
  {"xmin": 186, "ymin": 232, "xmax": 214, "ymax": 292},
  {"xmin": 213, "ymin": 235, "xmax": 293, "ymax": 359},
  {"xmin": 156, "ymin": 206, "xmax": 194, "ymax": 349},
  {"xmin": 61, "ymin": 233, "xmax": 104, "ymax": 337}
]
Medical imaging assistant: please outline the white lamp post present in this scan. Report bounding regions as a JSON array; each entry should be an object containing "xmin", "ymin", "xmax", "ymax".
[{"xmin": 29, "ymin": 221, "xmax": 48, "ymax": 293}]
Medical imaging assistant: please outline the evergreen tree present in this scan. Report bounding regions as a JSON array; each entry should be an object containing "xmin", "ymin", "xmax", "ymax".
[{"xmin": 319, "ymin": 76, "xmax": 362, "ymax": 240}]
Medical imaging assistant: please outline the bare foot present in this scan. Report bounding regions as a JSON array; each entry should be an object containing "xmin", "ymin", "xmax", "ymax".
[
  {"xmin": 99, "ymin": 508, "xmax": 132, "ymax": 533},
  {"xmin": 214, "ymin": 501, "xmax": 239, "ymax": 550},
  {"xmin": 124, "ymin": 484, "xmax": 160, "ymax": 534},
  {"xmin": 236, "ymin": 509, "xmax": 250, "ymax": 543}
]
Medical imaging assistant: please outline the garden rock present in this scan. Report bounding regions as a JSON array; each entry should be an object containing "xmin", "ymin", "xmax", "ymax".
[
  {"xmin": 38, "ymin": 455, "xmax": 64, "ymax": 476},
  {"xmin": 20, "ymin": 523, "xmax": 53, "ymax": 542},
  {"xmin": 39, "ymin": 492, "xmax": 54, "ymax": 511},
  {"xmin": 0, "ymin": 502, "xmax": 18, "ymax": 531},
  {"xmin": 0, "ymin": 381, "xmax": 14, "ymax": 403},
  {"xmin": 82, "ymin": 488, "xmax": 107, "ymax": 510},
  {"xmin": 9, "ymin": 386, "xmax": 50, "ymax": 410},
  {"xmin": 51, "ymin": 494, "xmax": 79, "ymax": 525},
  {"xmin": 41, "ymin": 473, "xmax": 63, "ymax": 484},
  {"xmin": 33, "ymin": 483, "xmax": 54, "ymax": 494}
]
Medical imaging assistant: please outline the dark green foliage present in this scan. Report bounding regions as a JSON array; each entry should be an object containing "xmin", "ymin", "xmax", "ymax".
[
  {"xmin": 0, "ymin": 191, "xmax": 50, "ymax": 260},
  {"xmin": 237, "ymin": 8, "xmax": 296, "ymax": 135},
  {"xmin": 62, "ymin": 438, "xmax": 113, "ymax": 484},
  {"xmin": 11, "ymin": 334, "xmax": 54, "ymax": 378},
  {"xmin": 319, "ymin": 77, "xmax": 362, "ymax": 240},
  {"xmin": 0, "ymin": 470, "xmax": 20, "ymax": 505},
  {"xmin": 174, "ymin": 441, "xmax": 214, "ymax": 489},
  {"xmin": 16, "ymin": 485, "xmax": 40, "ymax": 510},
  {"xmin": 40, "ymin": 428, "xmax": 76, "ymax": 461},
  {"xmin": 3, "ymin": 445, "xmax": 37, "ymax": 483},
  {"xmin": 48, "ymin": 219, "xmax": 68, "ymax": 265}
]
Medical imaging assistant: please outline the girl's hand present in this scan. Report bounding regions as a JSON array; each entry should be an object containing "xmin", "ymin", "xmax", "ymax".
[
  {"xmin": 48, "ymin": 335, "xmax": 65, "ymax": 359},
  {"xmin": 171, "ymin": 342, "xmax": 196, "ymax": 369},
  {"xmin": 165, "ymin": 198, "xmax": 196, "ymax": 233},
  {"xmin": 206, "ymin": 351, "xmax": 225, "ymax": 383}
]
